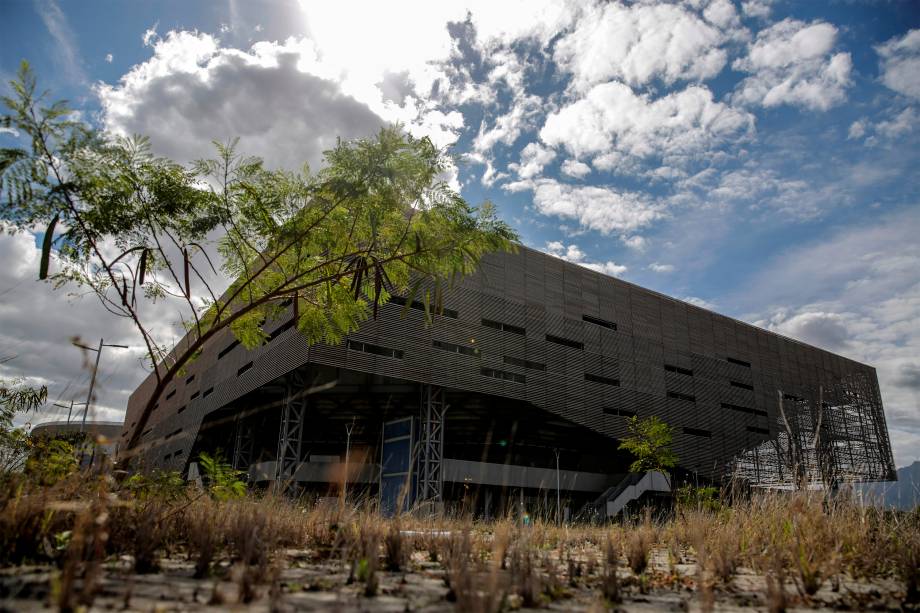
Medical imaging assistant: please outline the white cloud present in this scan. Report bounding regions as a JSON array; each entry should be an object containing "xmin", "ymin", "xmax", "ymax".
[
  {"xmin": 36, "ymin": 0, "xmax": 85, "ymax": 83},
  {"xmin": 540, "ymin": 82, "xmax": 753, "ymax": 166},
  {"xmin": 472, "ymin": 94, "xmax": 542, "ymax": 154},
  {"xmin": 98, "ymin": 32, "xmax": 385, "ymax": 171},
  {"xmin": 105, "ymin": 53, "xmax": 114, "ymax": 63},
  {"xmin": 622, "ymin": 235, "xmax": 648, "ymax": 251},
  {"xmin": 510, "ymin": 178, "xmax": 663, "ymax": 235},
  {"xmin": 142, "ymin": 23, "xmax": 158, "ymax": 46},
  {"xmin": 543, "ymin": 241, "xmax": 627, "ymax": 277},
  {"xmin": 848, "ymin": 120, "xmax": 866, "ymax": 140},
  {"xmin": 649, "ymin": 262, "xmax": 675, "ymax": 273},
  {"xmin": 560, "ymin": 159, "xmax": 591, "ymax": 179},
  {"xmin": 512, "ymin": 142, "xmax": 556, "ymax": 179},
  {"xmin": 683, "ymin": 296, "xmax": 717, "ymax": 310},
  {"xmin": 733, "ymin": 19, "xmax": 852, "ymax": 110},
  {"xmin": 876, "ymin": 28, "xmax": 920, "ymax": 101},
  {"xmin": 553, "ymin": 1, "xmax": 731, "ymax": 91},
  {"xmin": 740, "ymin": 0, "xmax": 775, "ymax": 20}
]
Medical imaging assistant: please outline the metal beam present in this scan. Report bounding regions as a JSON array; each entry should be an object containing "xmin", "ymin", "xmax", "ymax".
[
  {"xmin": 275, "ymin": 369, "xmax": 307, "ymax": 492},
  {"xmin": 416, "ymin": 384, "xmax": 447, "ymax": 503}
]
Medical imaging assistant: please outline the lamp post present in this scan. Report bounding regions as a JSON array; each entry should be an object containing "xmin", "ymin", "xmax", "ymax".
[
  {"xmin": 52, "ymin": 400, "xmax": 87, "ymax": 425},
  {"xmin": 73, "ymin": 339, "xmax": 128, "ymax": 432},
  {"xmin": 554, "ymin": 448, "xmax": 561, "ymax": 525}
]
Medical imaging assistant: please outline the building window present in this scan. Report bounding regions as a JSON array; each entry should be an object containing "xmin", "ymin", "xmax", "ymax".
[
  {"xmin": 218, "ymin": 339, "xmax": 240, "ymax": 359},
  {"xmin": 582, "ymin": 314, "xmax": 617, "ymax": 330},
  {"xmin": 165, "ymin": 389, "xmax": 176, "ymax": 400},
  {"xmin": 433, "ymin": 339, "xmax": 480, "ymax": 357},
  {"xmin": 346, "ymin": 339, "xmax": 404, "ymax": 359},
  {"xmin": 203, "ymin": 387, "xmax": 214, "ymax": 398},
  {"xmin": 185, "ymin": 374, "xmax": 195, "ymax": 384},
  {"xmin": 268, "ymin": 319, "xmax": 296, "ymax": 342},
  {"xmin": 603, "ymin": 407, "xmax": 636, "ymax": 417},
  {"xmin": 730, "ymin": 380, "xmax": 754, "ymax": 391},
  {"xmin": 177, "ymin": 405, "xmax": 186, "ymax": 414},
  {"xmin": 585, "ymin": 373, "xmax": 620, "ymax": 386},
  {"xmin": 721, "ymin": 402, "xmax": 767, "ymax": 417},
  {"xmin": 726, "ymin": 356, "xmax": 751, "ymax": 368},
  {"xmin": 481, "ymin": 367, "xmax": 525, "ymax": 384},
  {"xmin": 173, "ymin": 449, "xmax": 184, "ymax": 457},
  {"xmin": 503, "ymin": 356, "xmax": 545, "ymax": 371},
  {"xmin": 389, "ymin": 295, "xmax": 458, "ymax": 319},
  {"xmin": 783, "ymin": 393, "xmax": 803, "ymax": 402},
  {"xmin": 190, "ymin": 391, "xmax": 200, "ymax": 401},
  {"xmin": 668, "ymin": 391, "xmax": 696, "ymax": 403},
  {"xmin": 747, "ymin": 426, "xmax": 769, "ymax": 435},
  {"xmin": 165, "ymin": 428, "xmax": 182, "ymax": 440},
  {"xmin": 683, "ymin": 427, "xmax": 711, "ymax": 438},
  {"xmin": 482, "ymin": 318, "xmax": 526, "ymax": 335},
  {"xmin": 545, "ymin": 334, "xmax": 583, "ymax": 350},
  {"xmin": 664, "ymin": 364, "xmax": 693, "ymax": 377},
  {"xmin": 237, "ymin": 362, "xmax": 253, "ymax": 376}
]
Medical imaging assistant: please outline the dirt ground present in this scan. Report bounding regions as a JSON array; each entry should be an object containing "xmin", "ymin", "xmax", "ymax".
[{"xmin": 1, "ymin": 544, "xmax": 910, "ymax": 612}]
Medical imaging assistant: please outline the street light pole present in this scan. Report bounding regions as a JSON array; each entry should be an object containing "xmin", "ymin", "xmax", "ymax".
[
  {"xmin": 74, "ymin": 338, "xmax": 129, "ymax": 433},
  {"xmin": 554, "ymin": 448, "xmax": 561, "ymax": 525}
]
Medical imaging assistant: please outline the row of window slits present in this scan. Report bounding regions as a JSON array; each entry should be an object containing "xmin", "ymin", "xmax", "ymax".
[
  {"xmin": 683, "ymin": 426, "xmax": 711, "ymax": 438},
  {"xmin": 603, "ymin": 407, "xmax": 636, "ymax": 417},
  {"xmin": 545, "ymin": 334, "xmax": 584, "ymax": 350},
  {"xmin": 503, "ymin": 355, "xmax": 545, "ymax": 371},
  {"xmin": 389, "ymin": 295, "xmax": 459, "ymax": 319},
  {"xmin": 721, "ymin": 402, "xmax": 768, "ymax": 417},
  {"xmin": 481, "ymin": 367, "xmax": 525, "ymax": 383},
  {"xmin": 186, "ymin": 374, "xmax": 195, "ymax": 384},
  {"xmin": 664, "ymin": 364, "xmax": 693, "ymax": 377},
  {"xmin": 165, "ymin": 389, "xmax": 176, "ymax": 400},
  {"xmin": 165, "ymin": 428, "xmax": 182, "ymax": 440},
  {"xmin": 432, "ymin": 339, "xmax": 480, "ymax": 356},
  {"xmin": 203, "ymin": 387, "xmax": 214, "ymax": 398},
  {"xmin": 347, "ymin": 339, "xmax": 404, "ymax": 360},
  {"xmin": 747, "ymin": 426, "xmax": 769, "ymax": 435},
  {"xmin": 726, "ymin": 356, "xmax": 751, "ymax": 368},
  {"xmin": 237, "ymin": 361, "xmax": 253, "ymax": 376},
  {"xmin": 667, "ymin": 390, "xmax": 696, "ymax": 403},
  {"xmin": 582, "ymin": 314, "xmax": 617, "ymax": 330},
  {"xmin": 585, "ymin": 373, "xmax": 620, "ymax": 386},
  {"xmin": 217, "ymin": 339, "xmax": 240, "ymax": 360},
  {"xmin": 482, "ymin": 318, "xmax": 525, "ymax": 335},
  {"xmin": 163, "ymin": 449, "xmax": 185, "ymax": 462},
  {"xmin": 730, "ymin": 380, "xmax": 754, "ymax": 391}
]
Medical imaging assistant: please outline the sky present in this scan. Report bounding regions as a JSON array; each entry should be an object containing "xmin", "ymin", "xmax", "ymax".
[{"xmin": 1, "ymin": 0, "xmax": 918, "ymax": 468}]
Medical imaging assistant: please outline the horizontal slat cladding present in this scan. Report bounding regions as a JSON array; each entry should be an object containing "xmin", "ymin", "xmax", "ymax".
[{"xmin": 130, "ymin": 246, "xmax": 889, "ymax": 480}]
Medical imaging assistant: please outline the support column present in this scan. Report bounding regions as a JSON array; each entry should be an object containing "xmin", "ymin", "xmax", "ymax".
[
  {"xmin": 232, "ymin": 414, "xmax": 254, "ymax": 474},
  {"xmin": 416, "ymin": 384, "xmax": 447, "ymax": 504},
  {"xmin": 275, "ymin": 369, "xmax": 307, "ymax": 491}
]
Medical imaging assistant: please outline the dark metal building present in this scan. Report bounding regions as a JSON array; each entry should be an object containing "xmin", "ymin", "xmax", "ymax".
[{"xmin": 120, "ymin": 247, "xmax": 895, "ymax": 516}]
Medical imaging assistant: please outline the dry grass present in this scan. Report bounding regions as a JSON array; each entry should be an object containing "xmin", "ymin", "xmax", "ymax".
[{"xmin": 0, "ymin": 471, "xmax": 917, "ymax": 610}]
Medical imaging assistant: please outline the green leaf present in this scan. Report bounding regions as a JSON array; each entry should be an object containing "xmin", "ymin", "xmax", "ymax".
[{"xmin": 38, "ymin": 213, "xmax": 58, "ymax": 280}]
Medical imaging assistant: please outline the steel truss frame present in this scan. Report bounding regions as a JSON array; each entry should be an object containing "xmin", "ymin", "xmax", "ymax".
[
  {"xmin": 416, "ymin": 384, "xmax": 448, "ymax": 503},
  {"xmin": 275, "ymin": 369, "xmax": 308, "ymax": 490},
  {"xmin": 731, "ymin": 372, "xmax": 896, "ymax": 489},
  {"xmin": 231, "ymin": 413, "xmax": 254, "ymax": 473}
]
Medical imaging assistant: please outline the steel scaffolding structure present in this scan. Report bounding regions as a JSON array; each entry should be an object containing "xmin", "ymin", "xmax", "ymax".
[
  {"xmin": 275, "ymin": 369, "xmax": 307, "ymax": 489},
  {"xmin": 416, "ymin": 384, "xmax": 447, "ymax": 503},
  {"xmin": 231, "ymin": 413, "xmax": 254, "ymax": 472},
  {"xmin": 731, "ymin": 372, "xmax": 895, "ymax": 489}
]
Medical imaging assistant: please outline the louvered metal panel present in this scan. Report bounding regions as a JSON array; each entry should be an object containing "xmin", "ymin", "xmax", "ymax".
[{"xmin": 124, "ymin": 246, "xmax": 895, "ymax": 484}]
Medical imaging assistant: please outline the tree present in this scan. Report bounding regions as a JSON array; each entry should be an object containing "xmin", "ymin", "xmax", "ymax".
[
  {"xmin": 0, "ymin": 357, "xmax": 48, "ymax": 476},
  {"xmin": 618, "ymin": 415, "xmax": 678, "ymax": 487},
  {"xmin": 1, "ymin": 62, "xmax": 517, "ymax": 457}
]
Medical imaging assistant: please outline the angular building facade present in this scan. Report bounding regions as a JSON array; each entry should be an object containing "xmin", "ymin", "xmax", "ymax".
[{"xmin": 120, "ymin": 247, "xmax": 895, "ymax": 516}]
